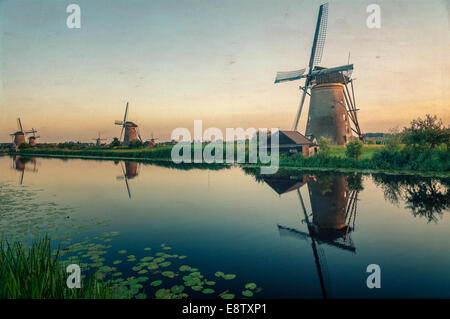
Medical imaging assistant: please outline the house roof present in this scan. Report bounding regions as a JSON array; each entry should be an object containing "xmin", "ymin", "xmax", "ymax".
[{"xmin": 278, "ymin": 130, "xmax": 314, "ymax": 145}]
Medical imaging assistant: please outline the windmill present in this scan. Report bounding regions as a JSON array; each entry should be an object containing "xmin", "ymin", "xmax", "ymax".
[
  {"xmin": 274, "ymin": 3, "xmax": 362, "ymax": 145},
  {"xmin": 9, "ymin": 118, "xmax": 27, "ymax": 147},
  {"xmin": 92, "ymin": 132, "xmax": 107, "ymax": 147},
  {"xmin": 116, "ymin": 161, "xmax": 140, "ymax": 199},
  {"xmin": 114, "ymin": 102, "xmax": 143, "ymax": 145},
  {"xmin": 12, "ymin": 156, "xmax": 37, "ymax": 185},
  {"xmin": 25, "ymin": 128, "xmax": 40, "ymax": 146},
  {"xmin": 264, "ymin": 174, "xmax": 359, "ymax": 298}
]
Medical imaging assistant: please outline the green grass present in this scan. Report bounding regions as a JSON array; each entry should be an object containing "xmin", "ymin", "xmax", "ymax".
[
  {"xmin": 0, "ymin": 236, "xmax": 115, "ymax": 299},
  {"xmin": 329, "ymin": 145, "xmax": 384, "ymax": 159}
]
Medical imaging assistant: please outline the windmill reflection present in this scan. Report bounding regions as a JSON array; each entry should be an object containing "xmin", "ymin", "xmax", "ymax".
[
  {"xmin": 116, "ymin": 161, "xmax": 140, "ymax": 199},
  {"xmin": 12, "ymin": 156, "xmax": 37, "ymax": 185},
  {"xmin": 264, "ymin": 174, "xmax": 362, "ymax": 299}
]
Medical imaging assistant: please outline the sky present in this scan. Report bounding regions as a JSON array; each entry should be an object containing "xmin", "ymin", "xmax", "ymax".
[{"xmin": 0, "ymin": 0, "xmax": 449, "ymax": 142}]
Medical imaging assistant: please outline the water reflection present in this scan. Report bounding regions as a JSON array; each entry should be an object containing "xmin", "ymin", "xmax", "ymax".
[
  {"xmin": 263, "ymin": 173, "xmax": 362, "ymax": 299},
  {"xmin": 12, "ymin": 155, "xmax": 37, "ymax": 185},
  {"xmin": 115, "ymin": 161, "xmax": 140, "ymax": 199},
  {"xmin": 372, "ymin": 174, "xmax": 450, "ymax": 223}
]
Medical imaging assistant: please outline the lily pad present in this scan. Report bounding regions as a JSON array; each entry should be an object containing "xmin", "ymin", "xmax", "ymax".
[
  {"xmin": 223, "ymin": 274, "xmax": 236, "ymax": 280},
  {"xmin": 245, "ymin": 283, "xmax": 257, "ymax": 290},
  {"xmin": 160, "ymin": 261, "xmax": 171, "ymax": 267},
  {"xmin": 162, "ymin": 271, "xmax": 175, "ymax": 277},
  {"xmin": 205, "ymin": 281, "xmax": 216, "ymax": 286},
  {"xmin": 202, "ymin": 288, "xmax": 214, "ymax": 294},
  {"xmin": 150, "ymin": 280, "xmax": 162, "ymax": 287},
  {"xmin": 179, "ymin": 265, "xmax": 191, "ymax": 272},
  {"xmin": 221, "ymin": 294, "xmax": 235, "ymax": 299},
  {"xmin": 242, "ymin": 290, "xmax": 253, "ymax": 297},
  {"xmin": 144, "ymin": 247, "xmax": 151, "ymax": 251},
  {"xmin": 215, "ymin": 271, "xmax": 224, "ymax": 278},
  {"xmin": 191, "ymin": 285, "xmax": 203, "ymax": 291},
  {"xmin": 118, "ymin": 250, "xmax": 127, "ymax": 254},
  {"xmin": 171, "ymin": 285, "xmax": 185, "ymax": 293},
  {"xmin": 113, "ymin": 260, "xmax": 122, "ymax": 265}
]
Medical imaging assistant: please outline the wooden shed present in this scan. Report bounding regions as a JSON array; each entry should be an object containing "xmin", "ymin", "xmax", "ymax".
[{"xmin": 270, "ymin": 130, "xmax": 319, "ymax": 157}]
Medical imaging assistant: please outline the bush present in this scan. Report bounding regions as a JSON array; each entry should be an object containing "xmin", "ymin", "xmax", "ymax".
[
  {"xmin": 345, "ymin": 139, "xmax": 363, "ymax": 160},
  {"xmin": 128, "ymin": 140, "xmax": 144, "ymax": 149},
  {"xmin": 318, "ymin": 137, "xmax": 331, "ymax": 157},
  {"xmin": 18, "ymin": 143, "xmax": 31, "ymax": 150}
]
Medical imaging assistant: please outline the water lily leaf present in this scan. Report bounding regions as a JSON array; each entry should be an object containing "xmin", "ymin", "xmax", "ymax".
[
  {"xmin": 178, "ymin": 255, "xmax": 187, "ymax": 259},
  {"xmin": 137, "ymin": 269, "xmax": 148, "ymax": 275},
  {"xmin": 190, "ymin": 271, "xmax": 201, "ymax": 277},
  {"xmin": 205, "ymin": 281, "xmax": 216, "ymax": 286},
  {"xmin": 223, "ymin": 274, "xmax": 236, "ymax": 280},
  {"xmin": 245, "ymin": 283, "xmax": 257, "ymax": 290},
  {"xmin": 221, "ymin": 294, "xmax": 235, "ymax": 299},
  {"xmin": 150, "ymin": 280, "xmax": 162, "ymax": 287},
  {"xmin": 113, "ymin": 260, "xmax": 122, "ymax": 265},
  {"xmin": 144, "ymin": 247, "xmax": 151, "ymax": 251},
  {"xmin": 155, "ymin": 288, "xmax": 171, "ymax": 299},
  {"xmin": 242, "ymin": 290, "xmax": 253, "ymax": 297},
  {"xmin": 179, "ymin": 265, "xmax": 191, "ymax": 272},
  {"xmin": 191, "ymin": 285, "xmax": 203, "ymax": 291},
  {"xmin": 202, "ymin": 288, "xmax": 214, "ymax": 294},
  {"xmin": 112, "ymin": 272, "xmax": 122, "ymax": 277},
  {"xmin": 160, "ymin": 261, "xmax": 171, "ymax": 267},
  {"xmin": 171, "ymin": 285, "xmax": 185, "ymax": 293},
  {"xmin": 154, "ymin": 257, "xmax": 165, "ymax": 263},
  {"xmin": 215, "ymin": 271, "xmax": 224, "ymax": 278},
  {"xmin": 135, "ymin": 293, "xmax": 147, "ymax": 299},
  {"xmin": 162, "ymin": 271, "xmax": 175, "ymax": 277}
]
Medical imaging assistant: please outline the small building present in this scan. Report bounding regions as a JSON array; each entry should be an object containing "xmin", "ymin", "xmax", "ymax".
[{"xmin": 270, "ymin": 130, "xmax": 319, "ymax": 157}]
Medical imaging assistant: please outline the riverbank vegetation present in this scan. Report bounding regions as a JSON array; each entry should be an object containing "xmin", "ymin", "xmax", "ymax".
[
  {"xmin": 0, "ymin": 236, "xmax": 114, "ymax": 299},
  {"xmin": 10, "ymin": 114, "xmax": 449, "ymax": 173}
]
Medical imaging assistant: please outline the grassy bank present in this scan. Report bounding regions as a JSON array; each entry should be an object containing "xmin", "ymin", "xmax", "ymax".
[
  {"xmin": 0, "ymin": 236, "xmax": 115, "ymax": 299},
  {"xmin": 11, "ymin": 143, "xmax": 449, "ymax": 176}
]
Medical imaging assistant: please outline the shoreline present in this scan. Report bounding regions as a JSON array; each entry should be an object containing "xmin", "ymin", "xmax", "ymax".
[{"xmin": 8, "ymin": 151, "xmax": 450, "ymax": 178}]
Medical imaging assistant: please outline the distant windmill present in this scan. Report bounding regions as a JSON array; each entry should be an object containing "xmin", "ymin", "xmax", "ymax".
[
  {"xmin": 25, "ymin": 128, "xmax": 40, "ymax": 146},
  {"xmin": 92, "ymin": 132, "xmax": 107, "ymax": 147},
  {"xmin": 114, "ymin": 102, "xmax": 143, "ymax": 145},
  {"xmin": 10, "ymin": 118, "xmax": 27, "ymax": 147},
  {"xmin": 274, "ymin": 3, "xmax": 362, "ymax": 144}
]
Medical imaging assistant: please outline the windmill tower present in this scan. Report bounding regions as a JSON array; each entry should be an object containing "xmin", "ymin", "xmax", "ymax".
[
  {"xmin": 25, "ymin": 128, "xmax": 40, "ymax": 146},
  {"xmin": 92, "ymin": 132, "xmax": 107, "ymax": 147},
  {"xmin": 114, "ymin": 102, "xmax": 143, "ymax": 146},
  {"xmin": 10, "ymin": 118, "xmax": 26, "ymax": 147},
  {"xmin": 274, "ymin": 3, "xmax": 362, "ymax": 145},
  {"xmin": 265, "ymin": 174, "xmax": 359, "ymax": 298}
]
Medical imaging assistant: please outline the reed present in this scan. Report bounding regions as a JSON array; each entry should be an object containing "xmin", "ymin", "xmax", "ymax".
[{"xmin": 0, "ymin": 236, "xmax": 114, "ymax": 299}]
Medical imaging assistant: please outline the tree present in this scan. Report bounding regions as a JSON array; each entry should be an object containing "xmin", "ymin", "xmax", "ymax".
[
  {"xmin": 18, "ymin": 143, "xmax": 31, "ymax": 150},
  {"xmin": 318, "ymin": 137, "xmax": 331, "ymax": 157},
  {"xmin": 402, "ymin": 114, "xmax": 449, "ymax": 150},
  {"xmin": 345, "ymin": 139, "xmax": 363, "ymax": 160},
  {"xmin": 385, "ymin": 128, "xmax": 402, "ymax": 153},
  {"xmin": 110, "ymin": 137, "xmax": 121, "ymax": 147}
]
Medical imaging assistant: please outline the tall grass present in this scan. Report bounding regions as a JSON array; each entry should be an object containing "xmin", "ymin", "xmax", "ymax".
[{"xmin": 0, "ymin": 236, "xmax": 114, "ymax": 299}]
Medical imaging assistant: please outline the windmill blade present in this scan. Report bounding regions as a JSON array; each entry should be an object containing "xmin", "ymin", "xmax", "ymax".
[
  {"xmin": 137, "ymin": 127, "xmax": 143, "ymax": 142},
  {"xmin": 309, "ymin": 3, "xmax": 329, "ymax": 70},
  {"xmin": 310, "ymin": 64, "xmax": 353, "ymax": 77},
  {"xmin": 119, "ymin": 126, "xmax": 125, "ymax": 141},
  {"xmin": 292, "ymin": 78, "xmax": 310, "ymax": 131},
  {"xmin": 20, "ymin": 170, "xmax": 24, "ymax": 185},
  {"xmin": 17, "ymin": 118, "xmax": 23, "ymax": 132},
  {"xmin": 274, "ymin": 68, "xmax": 306, "ymax": 84},
  {"xmin": 120, "ymin": 162, "xmax": 131, "ymax": 199},
  {"xmin": 115, "ymin": 120, "xmax": 124, "ymax": 125},
  {"xmin": 123, "ymin": 102, "xmax": 129, "ymax": 123}
]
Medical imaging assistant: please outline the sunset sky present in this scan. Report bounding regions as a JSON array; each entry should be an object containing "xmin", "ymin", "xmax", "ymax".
[{"xmin": 0, "ymin": 0, "xmax": 449, "ymax": 142}]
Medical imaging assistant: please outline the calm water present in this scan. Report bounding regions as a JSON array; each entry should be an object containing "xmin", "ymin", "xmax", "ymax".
[{"xmin": 1, "ymin": 155, "xmax": 449, "ymax": 299}]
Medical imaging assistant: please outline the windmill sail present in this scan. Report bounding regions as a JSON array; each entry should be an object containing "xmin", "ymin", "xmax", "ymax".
[
  {"xmin": 309, "ymin": 3, "xmax": 328, "ymax": 69},
  {"xmin": 274, "ymin": 68, "xmax": 306, "ymax": 83}
]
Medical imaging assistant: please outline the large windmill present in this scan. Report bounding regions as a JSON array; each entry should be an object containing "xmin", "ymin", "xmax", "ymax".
[
  {"xmin": 114, "ymin": 102, "xmax": 143, "ymax": 146},
  {"xmin": 10, "ymin": 118, "xmax": 27, "ymax": 147},
  {"xmin": 274, "ymin": 3, "xmax": 362, "ymax": 145},
  {"xmin": 264, "ymin": 174, "xmax": 359, "ymax": 298},
  {"xmin": 25, "ymin": 128, "xmax": 40, "ymax": 146}
]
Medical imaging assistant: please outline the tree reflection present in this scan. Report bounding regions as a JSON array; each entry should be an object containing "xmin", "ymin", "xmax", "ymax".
[{"xmin": 372, "ymin": 175, "xmax": 449, "ymax": 223}]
